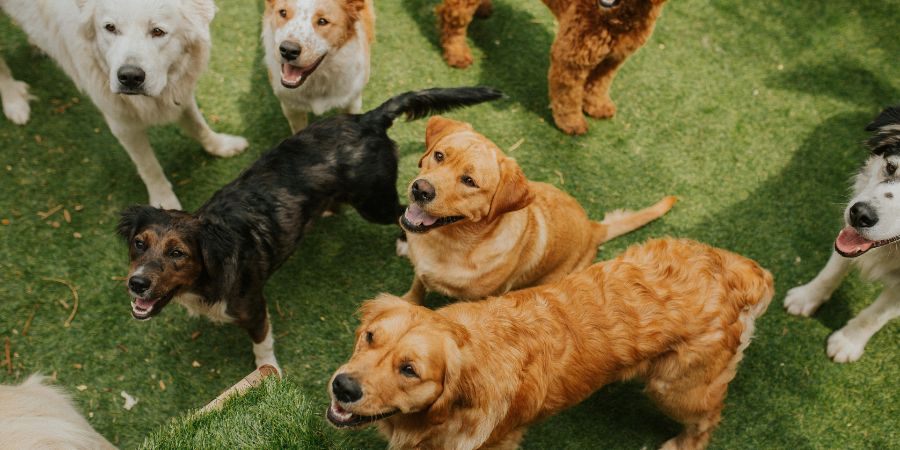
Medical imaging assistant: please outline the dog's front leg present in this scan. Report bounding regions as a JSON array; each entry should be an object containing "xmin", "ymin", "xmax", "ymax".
[
  {"xmin": 582, "ymin": 56, "xmax": 624, "ymax": 120},
  {"xmin": 106, "ymin": 118, "xmax": 181, "ymax": 209},
  {"xmin": 436, "ymin": 0, "xmax": 484, "ymax": 68},
  {"xmin": 178, "ymin": 98, "xmax": 248, "ymax": 158},
  {"xmin": 0, "ymin": 57, "xmax": 33, "ymax": 125},
  {"xmin": 402, "ymin": 276, "xmax": 427, "ymax": 304},
  {"xmin": 245, "ymin": 310, "xmax": 281, "ymax": 375},
  {"xmin": 280, "ymin": 103, "xmax": 309, "ymax": 134},
  {"xmin": 548, "ymin": 47, "xmax": 592, "ymax": 135},
  {"xmin": 827, "ymin": 288, "xmax": 900, "ymax": 363},
  {"xmin": 784, "ymin": 251, "xmax": 851, "ymax": 317}
]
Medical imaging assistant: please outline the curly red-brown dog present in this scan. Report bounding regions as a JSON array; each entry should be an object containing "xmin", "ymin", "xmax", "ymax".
[
  {"xmin": 436, "ymin": 0, "xmax": 668, "ymax": 135},
  {"xmin": 327, "ymin": 238, "xmax": 774, "ymax": 449}
]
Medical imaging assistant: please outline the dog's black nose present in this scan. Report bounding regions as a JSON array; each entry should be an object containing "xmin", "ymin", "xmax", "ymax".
[
  {"xmin": 117, "ymin": 65, "xmax": 146, "ymax": 89},
  {"xmin": 279, "ymin": 41, "xmax": 301, "ymax": 61},
  {"xmin": 411, "ymin": 179, "xmax": 436, "ymax": 203},
  {"xmin": 332, "ymin": 374, "xmax": 363, "ymax": 403},
  {"xmin": 849, "ymin": 202, "xmax": 879, "ymax": 228},
  {"xmin": 128, "ymin": 276, "xmax": 151, "ymax": 294}
]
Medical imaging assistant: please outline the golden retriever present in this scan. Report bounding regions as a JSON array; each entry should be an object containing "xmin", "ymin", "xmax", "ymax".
[
  {"xmin": 399, "ymin": 116, "xmax": 676, "ymax": 303},
  {"xmin": 328, "ymin": 238, "xmax": 774, "ymax": 450}
]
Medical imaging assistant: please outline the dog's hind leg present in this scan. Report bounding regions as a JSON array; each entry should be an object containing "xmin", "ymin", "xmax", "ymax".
[
  {"xmin": 178, "ymin": 98, "xmax": 248, "ymax": 158},
  {"xmin": 827, "ymin": 288, "xmax": 900, "ymax": 363},
  {"xmin": 593, "ymin": 195, "xmax": 677, "ymax": 245},
  {"xmin": 0, "ymin": 57, "xmax": 33, "ymax": 125},
  {"xmin": 649, "ymin": 369, "xmax": 729, "ymax": 450},
  {"xmin": 583, "ymin": 56, "xmax": 625, "ymax": 120},
  {"xmin": 784, "ymin": 251, "xmax": 851, "ymax": 317},
  {"xmin": 106, "ymin": 118, "xmax": 181, "ymax": 209},
  {"xmin": 436, "ymin": 0, "xmax": 483, "ymax": 68}
]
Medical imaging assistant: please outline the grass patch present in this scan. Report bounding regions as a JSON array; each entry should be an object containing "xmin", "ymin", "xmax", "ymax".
[
  {"xmin": 140, "ymin": 377, "xmax": 342, "ymax": 449},
  {"xmin": 0, "ymin": 0, "xmax": 897, "ymax": 448}
]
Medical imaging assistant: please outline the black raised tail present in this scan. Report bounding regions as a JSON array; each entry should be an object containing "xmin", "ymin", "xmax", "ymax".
[{"xmin": 361, "ymin": 86, "xmax": 502, "ymax": 130}]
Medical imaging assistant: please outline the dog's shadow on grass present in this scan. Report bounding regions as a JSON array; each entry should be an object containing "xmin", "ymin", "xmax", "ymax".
[{"xmin": 400, "ymin": 0, "xmax": 555, "ymax": 120}]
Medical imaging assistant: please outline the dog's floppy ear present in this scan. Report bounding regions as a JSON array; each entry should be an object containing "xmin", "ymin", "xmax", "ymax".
[
  {"xmin": 190, "ymin": 0, "xmax": 217, "ymax": 26},
  {"xmin": 197, "ymin": 220, "xmax": 232, "ymax": 282},
  {"xmin": 419, "ymin": 116, "xmax": 473, "ymax": 167},
  {"xmin": 343, "ymin": 0, "xmax": 366, "ymax": 21},
  {"xmin": 358, "ymin": 294, "xmax": 412, "ymax": 325},
  {"xmin": 117, "ymin": 205, "xmax": 160, "ymax": 241},
  {"xmin": 426, "ymin": 320, "xmax": 476, "ymax": 424},
  {"xmin": 486, "ymin": 157, "xmax": 533, "ymax": 221},
  {"xmin": 866, "ymin": 106, "xmax": 900, "ymax": 155}
]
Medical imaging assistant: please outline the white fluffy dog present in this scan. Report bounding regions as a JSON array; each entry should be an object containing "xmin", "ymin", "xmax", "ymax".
[
  {"xmin": 0, "ymin": 0, "xmax": 248, "ymax": 210},
  {"xmin": 0, "ymin": 374, "xmax": 115, "ymax": 449},
  {"xmin": 785, "ymin": 105, "xmax": 900, "ymax": 363},
  {"xmin": 262, "ymin": 0, "xmax": 374, "ymax": 133}
]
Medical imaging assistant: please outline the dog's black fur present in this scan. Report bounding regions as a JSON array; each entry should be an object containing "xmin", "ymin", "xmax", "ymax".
[{"xmin": 117, "ymin": 87, "xmax": 502, "ymax": 355}]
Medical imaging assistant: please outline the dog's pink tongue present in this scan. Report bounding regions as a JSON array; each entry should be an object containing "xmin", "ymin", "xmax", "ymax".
[
  {"xmin": 135, "ymin": 297, "xmax": 157, "ymax": 309},
  {"xmin": 281, "ymin": 64, "xmax": 304, "ymax": 84},
  {"xmin": 405, "ymin": 204, "xmax": 438, "ymax": 227},
  {"xmin": 835, "ymin": 227, "xmax": 874, "ymax": 256}
]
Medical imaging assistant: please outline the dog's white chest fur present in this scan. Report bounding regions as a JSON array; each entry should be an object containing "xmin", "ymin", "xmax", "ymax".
[{"xmin": 175, "ymin": 293, "xmax": 234, "ymax": 324}]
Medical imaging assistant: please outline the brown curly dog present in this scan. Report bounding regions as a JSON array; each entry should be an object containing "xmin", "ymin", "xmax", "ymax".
[{"xmin": 436, "ymin": 0, "xmax": 668, "ymax": 135}]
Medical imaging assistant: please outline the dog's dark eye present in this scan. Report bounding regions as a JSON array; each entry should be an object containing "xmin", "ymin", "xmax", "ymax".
[
  {"xmin": 104, "ymin": 23, "xmax": 117, "ymax": 33},
  {"xmin": 169, "ymin": 249, "xmax": 185, "ymax": 258},
  {"xmin": 598, "ymin": 0, "xmax": 621, "ymax": 7},
  {"xmin": 886, "ymin": 161, "xmax": 897, "ymax": 176},
  {"xmin": 279, "ymin": 9, "xmax": 287, "ymax": 18},
  {"xmin": 400, "ymin": 363, "xmax": 418, "ymax": 378},
  {"xmin": 134, "ymin": 239, "xmax": 146, "ymax": 251},
  {"xmin": 317, "ymin": 18, "xmax": 329, "ymax": 26},
  {"xmin": 461, "ymin": 175, "xmax": 478, "ymax": 188},
  {"xmin": 434, "ymin": 151, "xmax": 444, "ymax": 162},
  {"xmin": 365, "ymin": 331, "xmax": 373, "ymax": 344},
  {"xmin": 150, "ymin": 27, "xmax": 166, "ymax": 38}
]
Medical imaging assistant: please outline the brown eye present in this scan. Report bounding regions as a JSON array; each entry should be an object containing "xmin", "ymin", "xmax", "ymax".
[
  {"xmin": 887, "ymin": 161, "xmax": 898, "ymax": 176},
  {"xmin": 434, "ymin": 151, "xmax": 444, "ymax": 162},
  {"xmin": 105, "ymin": 23, "xmax": 117, "ymax": 33},
  {"xmin": 400, "ymin": 363, "xmax": 418, "ymax": 378},
  {"xmin": 279, "ymin": 9, "xmax": 287, "ymax": 18},
  {"xmin": 151, "ymin": 27, "xmax": 166, "ymax": 38},
  {"xmin": 365, "ymin": 331, "xmax": 373, "ymax": 344},
  {"xmin": 461, "ymin": 175, "xmax": 478, "ymax": 188},
  {"xmin": 317, "ymin": 18, "xmax": 329, "ymax": 26},
  {"xmin": 134, "ymin": 239, "xmax": 146, "ymax": 251}
]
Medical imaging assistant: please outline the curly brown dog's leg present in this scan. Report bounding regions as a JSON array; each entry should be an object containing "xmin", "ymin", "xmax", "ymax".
[
  {"xmin": 475, "ymin": 0, "xmax": 493, "ymax": 18},
  {"xmin": 437, "ymin": 0, "xmax": 483, "ymax": 68},
  {"xmin": 583, "ymin": 56, "xmax": 625, "ymax": 119},
  {"xmin": 548, "ymin": 54, "xmax": 591, "ymax": 135}
]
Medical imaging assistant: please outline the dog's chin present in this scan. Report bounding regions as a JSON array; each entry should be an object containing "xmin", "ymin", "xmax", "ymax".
[
  {"xmin": 834, "ymin": 226, "xmax": 900, "ymax": 258},
  {"xmin": 130, "ymin": 290, "xmax": 176, "ymax": 320},
  {"xmin": 326, "ymin": 400, "xmax": 398, "ymax": 428},
  {"xmin": 400, "ymin": 204, "xmax": 465, "ymax": 233},
  {"xmin": 280, "ymin": 54, "xmax": 327, "ymax": 89}
]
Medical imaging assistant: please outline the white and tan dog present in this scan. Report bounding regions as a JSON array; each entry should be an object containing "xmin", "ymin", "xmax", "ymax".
[
  {"xmin": 785, "ymin": 105, "xmax": 900, "ymax": 363},
  {"xmin": 262, "ymin": 0, "xmax": 374, "ymax": 133},
  {"xmin": 0, "ymin": 0, "xmax": 247, "ymax": 209}
]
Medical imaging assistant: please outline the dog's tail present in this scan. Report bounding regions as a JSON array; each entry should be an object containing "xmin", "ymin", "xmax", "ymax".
[
  {"xmin": 591, "ymin": 196, "xmax": 677, "ymax": 246},
  {"xmin": 361, "ymin": 86, "xmax": 503, "ymax": 130}
]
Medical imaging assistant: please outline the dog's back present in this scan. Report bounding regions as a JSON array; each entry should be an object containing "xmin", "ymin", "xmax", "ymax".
[{"xmin": 0, "ymin": 375, "xmax": 116, "ymax": 450}]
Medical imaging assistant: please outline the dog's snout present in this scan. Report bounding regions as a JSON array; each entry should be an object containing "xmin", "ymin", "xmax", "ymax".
[
  {"xmin": 332, "ymin": 373, "xmax": 363, "ymax": 403},
  {"xmin": 117, "ymin": 65, "xmax": 146, "ymax": 89},
  {"xmin": 849, "ymin": 202, "xmax": 879, "ymax": 228},
  {"xmin": 279, "ymin": 41, "xmax": 301, "ymax": 61},
  {"xmin": 411, "ymin": 179, "xmax": 436, "ymax": 203},
  {"xmin": 128, "ymin": 275, "xmax": 151, "ymax": 294}
]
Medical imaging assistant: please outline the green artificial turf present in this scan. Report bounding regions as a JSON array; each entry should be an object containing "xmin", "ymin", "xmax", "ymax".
[{"xmin": 0, "ymin": 0, "xmax": 898, "ymax": 448}]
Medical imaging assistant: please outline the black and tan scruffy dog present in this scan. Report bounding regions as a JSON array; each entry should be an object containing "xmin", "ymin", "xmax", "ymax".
[
  {"xmin": 117, "ymin": 87, "xmax": 502, "ymax": 373},
  {"xmin": 785, "ymin": 105, "xmax": 900, "ymax": 363}
]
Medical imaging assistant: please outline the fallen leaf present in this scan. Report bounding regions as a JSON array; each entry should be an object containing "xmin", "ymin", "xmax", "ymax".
[
  {"xmin": 192, "ymin": 360, "xmax": 201, "ymax": 368},
  {"xmin": 120, "ymin": 391, "xmax": 138, "ymax": 410},
  {"xmin": 76, "ymin": 385, "xmax": 87, "ymax": 391}
]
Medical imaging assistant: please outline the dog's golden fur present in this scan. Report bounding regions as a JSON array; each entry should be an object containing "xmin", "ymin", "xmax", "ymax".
[
  {"xmin": 401, "ymin": 116, "xmax": 675, "ymax": 302},
  {"xmin": 330, "ymin": 238, "xmax": 774, "ymax": 449},
  {"xmin": 436, "ymin": 0, "xmax": 667, "ymax": 135}
]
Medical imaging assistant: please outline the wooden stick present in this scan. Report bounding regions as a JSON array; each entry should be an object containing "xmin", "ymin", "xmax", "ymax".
[
  {"xmin": 42, "ymin": 277, "xmax": 79, "ymax": 328},
  {"xmin": 199, "ymin": 365, "xmax": 280, "ymax": 414},
  {"xmin": 22, "ymin": 304, "xmax": 39, "ymax": 336},
  {"xmin": 37, "ymin": 204, "xmax": 63, "ymax": 219},
  {"xmin": 3, "ymin": 337, "xmax": 11, "ymax": 375}
]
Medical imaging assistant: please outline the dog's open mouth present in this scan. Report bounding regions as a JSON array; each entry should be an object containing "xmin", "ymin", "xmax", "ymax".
[
  {"xmin": 326, "ymin": 400, "xmax": 398, "ymax": 428},
  {"xmin": 130, "ymin": 290, "xmax": 176, "ymax": 320},
  {"xmin": 281, "ymin": 54, "xmax": 326, "ymax": 89},
  {"xmin": 834, "ymin": 226, "xmax": 900, "ymax": 258},
  {"xmin": 400, "ymin": 203, "xmax": 464, "ymax": 233}
]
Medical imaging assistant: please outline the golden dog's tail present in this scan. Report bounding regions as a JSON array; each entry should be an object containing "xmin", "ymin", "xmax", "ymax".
[{"xmin": 592, "ymin": 196, "xmax": 677, "ymax": 245}]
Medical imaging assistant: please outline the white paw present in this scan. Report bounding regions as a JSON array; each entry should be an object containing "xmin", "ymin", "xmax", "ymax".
[
  {"xmin": 826, "ymin": 329, "xmax": 866, "ymax": 363},
  {"xmin": 148, "ymin": 187, "xmax": 182, "ymax": 210},
  {"xmin": 395, "ymin": 238, "xmax": 409, "ymax": 257},
  {"xmin": 784, "ymin": 285, "xmax": 826, "ymax": 317},
  {"xmin": 2, "ymin": 80, "xmax": 33, "ymax": 125},
  {"xmin": 205, "ymin": 133, "xmax": 248, "ymax": 158}
]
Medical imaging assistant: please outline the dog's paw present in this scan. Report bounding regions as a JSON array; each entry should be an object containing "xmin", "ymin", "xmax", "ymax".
[
  {"xmin": 149, "ymin": 189, "xmax": 182, "ymax": 210},
  {"xmin": 554, "ymin": 115, "xmax": 589, "ymax": 135},
  {"xmin": 205, "ymin": 133, "xmax": 248, "ymax": 158},
  {"xmin": 475, "ymin": 0, "xmax": 493, "ymax": 18},
  {"xmin": 395, "ymin": 238, "xmax": 409, "ymax": 258},
  {"xmin": 583, "ymin": 99, "xmax": 616, "ymax": 120},
  {"xmin": 826, "ymin": 329, "xmax": 866, "ymax": 363},
  {"xmin": 443, "ymin": 46, "xmax": 474, "ymax": 69},
  {"xmin": 783, "ymin": 285, "xmax": 826, "ymax": 317},
  {"xmin": 1, "ymin": 80, "xmax": 34, "ymax": 125}
]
